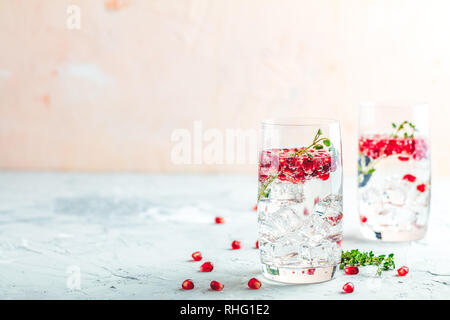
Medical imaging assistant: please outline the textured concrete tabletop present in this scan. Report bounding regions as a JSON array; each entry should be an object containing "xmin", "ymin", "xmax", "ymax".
[{"xmin": 0, "ymin": 172, "xmax": 449, "ymax": 299}]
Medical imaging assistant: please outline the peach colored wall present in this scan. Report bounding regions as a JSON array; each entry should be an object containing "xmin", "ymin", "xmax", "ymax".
[{"xmin": 1, "ymin": 0, "xmax": 450, "ymax": 174}]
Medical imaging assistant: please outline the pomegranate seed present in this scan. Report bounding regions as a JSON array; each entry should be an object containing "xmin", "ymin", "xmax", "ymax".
[
  {"xmin": 303, "ymin": 208, "xmax": 309, "ymax": 216},
  {"xmin": 337, "ymin": 240, "xmax": 342, "ymax": 246},
  {"xmin": 215, "ymin": 216, "xmax": 224, "ymax": 224},
  {"xmin": 181, "ymin": 279, "xmax": 194, "ymax": 290},
  {"xmin": 248, "ymin": 278, "xmax": 262, "ymax": 289},
  {"xmin": 319, "ymin": 172, "xmax": 330, "ymax": 181},
  {"xmin": 344, "ymin": 266, "xmax": 359, "ymax": 275},
  {"xmin": 417, "ymin": 184, "xmax": 426, "ymax": 193},
  {"xmin": 231, "ymin": 240, "xmax": 242, "ymax": 250},
  {"xmin": 191, "ymin": 251, "xmax": 202, "ymax": 261},
  {"xmin": 253, "ymin": 204, "xmax": 258, "ymax": 211},
  {"xmin": 255, "ymin": 240, "xmax": 259, "ymax": 249},
  {"xmin": 360, "ymin": 215, "xmax": 367, "ymax": 223},
  {"xmin": 210, "ymin": 280, "xmax": 224, "ymax": 291},
  {"xmin": 200, "ymin": 261, "xmax": 214, "ymax": 272},
  {"xmin": 398, "ymin": 156, "xmax": 410, "ymax": 161},
  {"xmin": 342, "ymin": 282, "xmax": 354, "ymax": 293},
  {"xmin": 307, "ymin": 268, "xmax": 315, "ymax": 275},
  {"xmin": 397, "ymin": 266, "xmax": 409, "ymax": 276},
  {"xmin": 403, "ymin": 174, "xmax": 416, "ymax": 183}
]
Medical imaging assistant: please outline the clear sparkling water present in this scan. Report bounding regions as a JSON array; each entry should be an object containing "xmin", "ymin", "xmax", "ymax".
[
  {"xmin": 258, "ymin": 180, "xmax": 343, "ymax": 269},
  {"xmin": 358, "ymin": 155, "xmax": 430, "ymax": 238}
]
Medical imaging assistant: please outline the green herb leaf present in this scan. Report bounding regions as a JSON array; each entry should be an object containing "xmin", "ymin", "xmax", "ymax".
[
  {"xmin": 391, "ymin": 120, "xmax": 418, "ymax": 139},
  {"xmin": 340, "ymin": 249, "xmax": 395, "ymax": 275},
  {"xmin": 323, "ymin": 139, "xmax": 331, "ymax": 147}
]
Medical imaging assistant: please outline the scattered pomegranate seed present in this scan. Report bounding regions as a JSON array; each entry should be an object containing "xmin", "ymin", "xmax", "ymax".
[
  {"xmin": 253, "ymin": 204, "xmax": 258, "ymax": 211},
  {"xmin": 303, "ymin": 208, "xmax": 309, "ymax": 216},
  {"xmin": 191, "ymin": 251, "xmax": 202, "ymax": 261},
  {"xmin": 181, "ymin": 279, "xmax": 194, "ymax": 290},
  {"xmin": 255, "ymin": 240, "xmax": 259, "ymax": 249},
  {"xmin": 210, "ymin": 280, "xmax": 224, "ymax": 291},
  {"xmin": 200, "ymin": 261, "xmax": 214, "ymax": 272},
  {"xmin": 398, "ymin": 156, "xmax": 410, "ymax": 161},
  {"xmin": 337, "ymin": 240, "xmax": 342, "ymax": 246},
  {"xmin": 342, "ymin": 282, "xmax": 354, "ymax": 293},
  {"xmin": 248, "ymin": 278, "xmax": 262, "ymax": 289},
  {"xmin": 307, "ymin": 268, "xmax": 315, "ymax": 275},
  {"xmin": 360, "ymin": 215, "xmax": 367, "ymax": 223},
  {"xmin": 215, "ymin": 216, "xmax": 225, "ymax": 224},
  {"xmin": 397, "ymin": 266, "xmax": 409, "ymax": 276},
  {"xmin": 344, "ymin": 266, "xmax": 359, "ymax": 275},
  {"xmin": 417, "ymin": 184, "xmax": 426, "ymax": 193},
  {"xmin": 231, "ymin": 240, "xmax": 242, "ymax": 250},
  {"xmin": 403, "ymin": 174, "xmax": 417, "ymax": 183}
]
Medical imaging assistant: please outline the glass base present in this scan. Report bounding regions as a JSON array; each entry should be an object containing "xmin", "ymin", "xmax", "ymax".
[
  {"xmin": 360, "ymin": 225, "xmax": 426, "ymax": 242},
  {"xmin": 261, "ymin": 264, "xmax": 337, "ymax": 284}
]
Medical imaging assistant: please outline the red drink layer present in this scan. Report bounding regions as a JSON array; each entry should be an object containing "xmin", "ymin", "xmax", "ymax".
[
  {"xmin": 258, "ymin": 148, "xmax": 336, "ymax": 184},
  {"xmin": 358, "ymin": 134, "xmax": 428, "ymax": 161}
]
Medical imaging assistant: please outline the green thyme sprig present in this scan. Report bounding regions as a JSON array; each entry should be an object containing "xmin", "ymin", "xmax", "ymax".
[
  {"xmin": 257, "ymin": 129, "xmax": 331, "ymax": 201},
  {"xmin": 391, "ymin": 121, "xmax": 418, "ymax": 139},
  {"xmin": 340, "ymin": 249, "xmax": 395, "ymax": 276}
]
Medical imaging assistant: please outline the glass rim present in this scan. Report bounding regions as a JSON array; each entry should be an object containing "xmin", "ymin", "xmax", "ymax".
[{"xmin": 261, "ymin": 117, "xmax": 339, "ymax": 127}]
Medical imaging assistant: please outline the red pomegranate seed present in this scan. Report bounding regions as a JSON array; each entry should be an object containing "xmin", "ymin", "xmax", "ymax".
[
  {"xmin": 215, "ymin": 216, "xmax": 225, "ymax": 224},
  {"xmin": 255, "ymin": 240, "xmax": 259, "ymax": 249},
  {"xmin": 342, "ymin": 282, "xmax": 354, "ymax": 293},
  {"xmin": 253, "ymin": 204, "xmax": 258, "ymax": 211},
  {"xmin": 403, "ymin": 174, "xmax": 416, "ymax": 183},
  {"xmin": 248, "ymin": 278, "xmax": 262, "ymax": 289},
  {"xmin": 344, "ymin": 266, "xmax": 359, "ymax": 275},
  {"xmin": 417, "ymin": 184, "xmax": 426, "ymax": 192},
  {"xmin": 337, "ymin": 240, "xmax": 342, "ymax": 246},
  {"xmin": 319, "ymin": 172, "xmax": 330, "ymax": 181},
  {"xmin": 398, "ymin": 156, "xmax": 410, "ymax": 161},
  {"xmin": 307, "ymin": 268, "xmax": 315, "ymax": 275},
  {"xmin": 191, "ymin": 251, "xmax": 202, "ymax": 261},
  {"xmin": 181, "ymin": 279, "xmax": 194, "ymax": 290},
  {"xmin": 360, "ymin": 215, "xmax": 367, "ymax": 223},
  {"xmin": 231, "ymin": 240, "xmax": 242, "ymax": 250},
  {"xmin": 200, "ymin": 261, "xmax": 214, "ymax": 272},
  {"xmin": 210, "ymin": 280, "xmax": 224, "ymax": 291},
  {"xmin": 397, "ymin": 266, "xmax": 409, "ymax": 276}
]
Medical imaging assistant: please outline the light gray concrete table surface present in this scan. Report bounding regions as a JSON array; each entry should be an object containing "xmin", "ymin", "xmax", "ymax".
[{"xmin": 0, "ymin": 172, "xmax": 449, "ymax": 299}]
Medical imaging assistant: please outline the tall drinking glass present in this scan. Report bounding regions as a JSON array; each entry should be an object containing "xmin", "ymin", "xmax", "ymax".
[
  {"xmin": 257, "ymin": 118, "xmax": 343, "ymax": 283},
  {"xmin": 358, "ymin": 102, "xmax": 430, "ymax": 241}
]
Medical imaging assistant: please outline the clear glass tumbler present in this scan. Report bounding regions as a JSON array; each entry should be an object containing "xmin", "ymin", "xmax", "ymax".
[
  {"xmin": 257, "ymin": 118, "xmax": 343, "ymax": 284},
  {"xmin": 358, "ymin": 102, "xmax": 431, "ymax": 241}
]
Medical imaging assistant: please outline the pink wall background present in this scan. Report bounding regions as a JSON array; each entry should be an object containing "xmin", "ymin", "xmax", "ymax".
[{"xmin": 1, "ymin": 0, "xmax": 450, "ymax": 174}]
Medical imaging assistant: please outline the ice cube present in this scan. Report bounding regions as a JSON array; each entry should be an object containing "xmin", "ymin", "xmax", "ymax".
[
  {"xmin": 269, "ymin": 181, "xmax": 304, "ymax": 201},
  {"xmin": 360, "ymin": 186, "xmax": 383, "ymax": 214},
  {"xmin": 314, "ymin": 194, "xmax": 343, "ymax": 226},
  {"xmin": 258, "ymin": 199, "xmax": 304, "ymax": 242}
]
